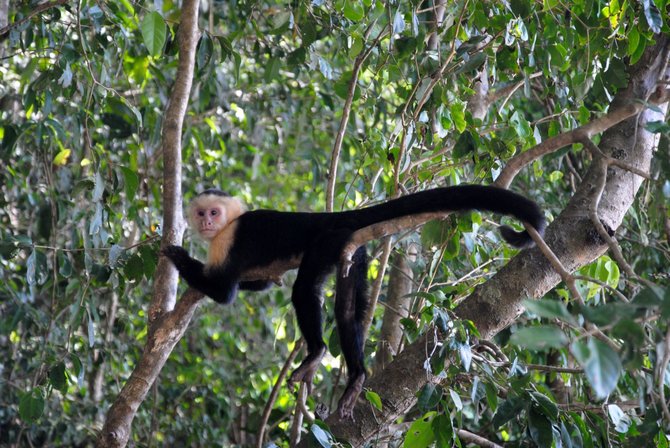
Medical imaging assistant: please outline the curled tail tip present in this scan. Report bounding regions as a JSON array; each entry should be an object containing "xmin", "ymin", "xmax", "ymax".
[{"xmin": 499, "ymin": 223, "xmax": 545, "ymax": 249}]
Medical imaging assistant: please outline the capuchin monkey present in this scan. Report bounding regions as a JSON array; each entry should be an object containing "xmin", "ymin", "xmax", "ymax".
[{"xmin": 162, "ymin": 186, "xmax": 546, "ymax": 419}]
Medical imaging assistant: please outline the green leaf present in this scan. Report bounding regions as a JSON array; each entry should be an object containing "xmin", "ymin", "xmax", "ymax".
[
  {"xmin": 263, "ymin": 57, "xmax": 281, "ymax": 82},
  {"xmin": 310, "ymin": 424, "xmax": 334, "ymax": 447},
  {"xmin": 403, "ymin": 412, "xmax": 436, "ymax": 448},
  {"xmin": 120, "ymin": 166, "xmax": 140, "ymax": 200},
  {"xmin": 510, "ymin": 110, "xmax": 532, "ymax": 139},
  {"xmin": 87, "ymin": 307, "xmax": 95, "ymax": 348},
  {"xmin": 393, "ymin": 11, "xmax": 405, "ymax": 35},
  {"xmin": 632, "ymin": 286, "xmax": 664, "ymax": 306},
  {"xmin": 530, "ymin": 391, "xmax": 559, "ymax": 422},
  {"xmin": 139, "ymin": 245, "xmax": 158, "ymax": 279},
  {"xmin": 571, "ymin": 338, "xmax": 622, "ymax": 399},
  {"xmin": 417, "ymin": 384, "xmax": 441, "ymax": 412},
  {"xmin": 27, "ymin": 250, "xmax": 48, "ymax": 286},
  {"xmin": 141, "ymin": 11, "xmax": 167, "ymax": 57},
  {"xmin": 196, "ymin": 32, "xmax": 214, "ymax": 70},
  {"xmin": 432, "ymin": 414, "xmax": 454, "ymax": 446},
  {"xmin": 642, "ymin": 0, "xmax": 662, "ymax": 33},
  {"xmin": 492, "ymin": 395, "xmax": 525, "ymax": 428},
  {"xmin": 365, "ymin": 389, "xmax": 383, "ymax": 411},
  {"xmin": 645, "ymin": 120, "xmax": 670, "ymax": 134},
  {"xmin": 124, "ymin": 254, "xmax": 145, "ymax": 282},
  {"xmin": 457, "ymin": 341, "xmax": 472, "ymax": 371},
  {"xmin": 444, "ymin": 231, "xmax": 461, "ymax": 260},
  {"xmin": 509, "ymin": 326, "xmax": 568, "ymax": 350},
  {"xmin": 53, "ymin": 148, "xmax": 71, "ymax": 166},
  {"xmin": 19, "ymin": 389, "xmax": 45, "ymax": 422},
  {"xmin": 272, "ymin": 10, "xmax": 293, "ymax": 30},
  {"xmin": 607, "ymin": 404, "xmax": 631, "ymax": 433},
  {"xmin": 528, "ymin": 407, "xmax": 554, "ymax": 447},
  {"xmin": 453, "ymin": 131, "xmax": 476, "ymax": 158},
  {"xmin": 523, "ymin": 298, "xmax": 577, "ymax": 325},
  {"xmin": 69, "ymin": 353, "xmax": 84, "ymax": 387},
  {"xmin": 108, "ymin": 244, "xmax": 125, "ymax": 268},
  {"xmin": 627, "ymin": 26, "xmax": 640, "ymax": 57},
  {"xmin": 334, "ymin": 71, "xmax": 361, "ymax": 100},
  {"xmin": 485, "ymin": 382, "xmax": 499, "ymax": 412},
  {"xmin": 456, "ymin": 52, "xmax": 487, "ymax": 74},
  {"xmin": 344, "ymin": 0, "xmax": 365, "ymax": 21},
  {"xmin": 449, "ymin": 389, "xmax": 463, "ymax": 410},
  {"xmin": 450, "ymin": 103, "xmax": 467, "ymax": 133},
  {"xmin": 49, "ymin": 362, "xmax": 68, "ymax": 393}
]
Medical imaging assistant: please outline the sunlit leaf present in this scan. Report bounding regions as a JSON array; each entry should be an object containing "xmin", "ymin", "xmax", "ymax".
[
  {"xmin": 344, "ymin": 0, "xmax": 364, "ymax": 21},
  {"xmin": 403, "ymin": 412, "xmax": 436, "ymax": 448},
  {"xmin": 365, "ymin": 389, "xmax": 382, "ymax": 410},
  {"xmin": 53, "ymin": 148, "xmax": 71, "ymax": 166}
]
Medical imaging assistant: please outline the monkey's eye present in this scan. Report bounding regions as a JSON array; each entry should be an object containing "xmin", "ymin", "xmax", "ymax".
[
  {"xmin": 197, "ymin": 210, "xmax": 205, "ymax": 217},
  {"xmin": 211, "ymin": 209, "xmax": 218, "ymax": 216}
]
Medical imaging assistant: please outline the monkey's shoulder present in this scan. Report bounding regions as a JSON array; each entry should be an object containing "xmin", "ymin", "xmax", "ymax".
[{"xmin": 224, "ymin": 210, "xmax": 321, "ymax": 268}]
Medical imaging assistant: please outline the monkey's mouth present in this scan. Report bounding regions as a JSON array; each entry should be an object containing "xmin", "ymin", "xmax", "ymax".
[{"xmin": 200, "ymin": 228, "xmax": 217, "ymax": 237}]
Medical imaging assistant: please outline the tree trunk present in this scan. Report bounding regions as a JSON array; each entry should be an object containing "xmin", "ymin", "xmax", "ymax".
[
  {"xmin": 374, "ymin": 250, "xmax": 414, "ymax": 373},
  {"xmin": 96, "ymin": 1, "xmax": 201, "ymax": 446}
]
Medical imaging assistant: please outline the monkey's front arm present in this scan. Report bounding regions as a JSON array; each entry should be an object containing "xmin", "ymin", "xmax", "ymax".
[{"xmin": 162, "ymin": 245, "xmax": 240, "ymax": 304}]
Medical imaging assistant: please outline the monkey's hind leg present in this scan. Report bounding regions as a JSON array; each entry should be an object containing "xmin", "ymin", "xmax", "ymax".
[
  {"xmin": 286, "ymin": 242, "xmax": 334, "ymax": 393},
  {"xmin": 335, "ymin": 246, "xmax": 369, "ymax": 419}
]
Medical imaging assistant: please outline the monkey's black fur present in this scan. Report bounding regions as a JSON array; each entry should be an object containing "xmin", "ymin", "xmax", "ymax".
[{"xmin": 163, "ymin": 184, "xmax": 546, "ymax": 418}]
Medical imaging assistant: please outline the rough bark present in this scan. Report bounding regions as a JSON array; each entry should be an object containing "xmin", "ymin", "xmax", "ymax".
[
  {"xmin": 374, "ymin": 250, "xmax": 414, "ymax": 373},
  {"xmin": 96, "ymin": 1, "xmax": 201, "ymax": 446},
  {"xmin": 306, "ymin": 35, "xmax": 670, "ymax": 447}
]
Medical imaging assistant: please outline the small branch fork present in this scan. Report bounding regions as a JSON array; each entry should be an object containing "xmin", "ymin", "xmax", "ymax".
[{"xmin": 494, "ymin": 86, "xmax": 670, "ymax": 190}]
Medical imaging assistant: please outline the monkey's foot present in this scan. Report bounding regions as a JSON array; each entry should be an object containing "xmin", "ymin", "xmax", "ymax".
[
  {"xmin": 288, "ymin": 346, "xmax": 326, "ymax": 394},
  {"xmin": 337, "ymin": 373, "xmax": 366, "ymax": 420}
]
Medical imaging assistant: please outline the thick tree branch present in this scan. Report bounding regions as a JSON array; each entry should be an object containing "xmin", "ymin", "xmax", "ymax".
[{"xmin": 300, "ymin": 35, "xmax": 670, "ymax": 447}]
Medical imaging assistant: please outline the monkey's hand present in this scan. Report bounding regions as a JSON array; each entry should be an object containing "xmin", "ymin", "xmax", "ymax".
[{"xmin": 161, "ymin": 245, "xmax": 191, "ymax": 271}]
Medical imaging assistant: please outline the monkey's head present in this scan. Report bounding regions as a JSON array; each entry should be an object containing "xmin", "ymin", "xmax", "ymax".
[{"xmin": 187, "ymin": 189, "xmax": 247, "ymax": 241}]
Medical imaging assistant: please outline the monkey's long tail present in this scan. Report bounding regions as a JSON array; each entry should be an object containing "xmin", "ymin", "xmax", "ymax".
[{"xmin": 336, "ymin": 185, "xmax": 546, "ymax": 248}]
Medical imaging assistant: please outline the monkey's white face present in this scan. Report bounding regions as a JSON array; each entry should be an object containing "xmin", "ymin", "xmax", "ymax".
[
  {"xmin": 193, "ymin": 204, "xmax": 226, "ymax": 240},
  {"xmin": 188, "ymin": 195, "xmax": 247, "ymax": 242}
]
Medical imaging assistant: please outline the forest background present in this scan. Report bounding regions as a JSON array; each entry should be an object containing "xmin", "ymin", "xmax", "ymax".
[{"xmin": 2, "ymin": 0, "xmax": 670, "ymax": 447}]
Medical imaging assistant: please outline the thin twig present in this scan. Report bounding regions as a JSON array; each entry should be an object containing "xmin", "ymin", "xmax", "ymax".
[
  {"xmin": 0, "ymin": 0, "xmax": 68, "ymax": 39},
  {"xmin": 524, "ymin": 224, "xmax": 583, "ymax": 302},
  {"xmin": 257, "ymin": 340, "xmax": 304, "ymax": 448},
  {"xmin": 325, "ymin": 22, "xmax": 388, "ymax": 211}
]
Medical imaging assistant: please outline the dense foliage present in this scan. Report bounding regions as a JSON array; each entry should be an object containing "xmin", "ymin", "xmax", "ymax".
[{"xmin": 1, "ymin": 0, "xmax": 669, "ymax": 446}]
